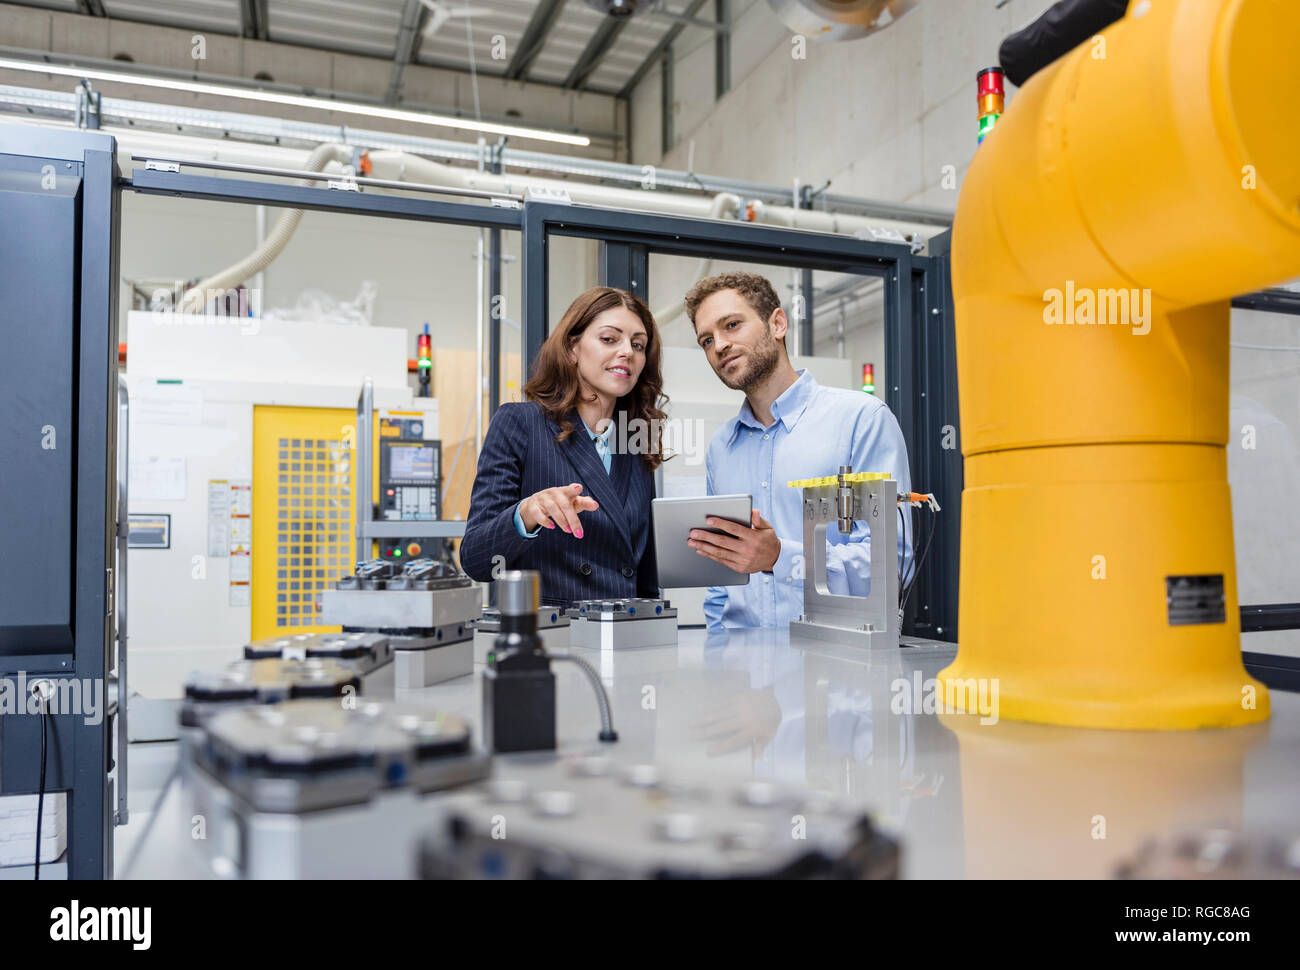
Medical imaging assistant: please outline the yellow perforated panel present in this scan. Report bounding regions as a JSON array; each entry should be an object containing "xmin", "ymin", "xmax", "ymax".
[{"xmin": 252, "ymin": 406, "xmax": 355, "ymax": 640}]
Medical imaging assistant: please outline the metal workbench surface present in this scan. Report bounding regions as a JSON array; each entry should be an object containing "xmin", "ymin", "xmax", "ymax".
[{"xmin": 120, "ymin": 626, "xmax": 1300, "ymax": 879}]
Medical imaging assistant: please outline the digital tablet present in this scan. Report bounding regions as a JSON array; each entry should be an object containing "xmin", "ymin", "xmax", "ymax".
[{"xmin": 652, "ymin": 493, "xmax": 753, "ymax": 589}]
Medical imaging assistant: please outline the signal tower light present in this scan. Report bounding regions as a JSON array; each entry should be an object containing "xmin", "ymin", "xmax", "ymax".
[
  {"xmin": 417, "ymin": 323, "xmax": 432, "ymax": 397},
  {"xmin": 977, "ymin": 67, "xmax": 1005, "ymax": 144}
]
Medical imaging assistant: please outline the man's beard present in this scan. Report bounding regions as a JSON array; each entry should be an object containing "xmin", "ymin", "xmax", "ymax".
[{"xmin": 720, "ymin": 331, "xmax": 781, "ymax": 392}]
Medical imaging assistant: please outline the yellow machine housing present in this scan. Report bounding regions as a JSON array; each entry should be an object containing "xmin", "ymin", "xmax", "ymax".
[
  {"xmin": 941, "ymin": 0, "xmax": 1300, "ymax": 728},
  {"xmin": 251, "ymin": 406, "xmax": 356, "ymax": 640}
]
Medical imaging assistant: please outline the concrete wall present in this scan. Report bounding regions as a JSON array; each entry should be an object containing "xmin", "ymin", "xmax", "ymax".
[
  {"xmin": 633, "ymin": 0, "xmax": 1057, "ymax": 202},
  {"xmin": 629, "ymin": 0, "xmax": 786, "ymax": 168}
]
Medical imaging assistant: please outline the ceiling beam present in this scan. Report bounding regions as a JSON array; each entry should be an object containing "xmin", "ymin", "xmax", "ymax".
[
  {"xmin": 715, "ymin": 0, "xmax": 730, "ymax": 99},
  {"xmin": 505, "ymin": 0, "xmax": 565, "ymax": 81},
  {"xmin": 564, "ymin": 16, "xmax": 629, "ymax": 91},
  {"xmin": 618, "ymin": 0, "xmax": 708, "ymax": 98},
  {"xmin": 649, "ymin": 6, "xmax": 728, "ymax": 32},
  {"xmin": 239, "ymin": 0, "xmax": 270, "ymax": 41},
  {"xmin": 409, "ymin": 0, "xmax": 433, "ymax": 64},
  {"xmin": 386, "ymin": 0, "xmax": 429, "ymax": 104},
  {"xmin": 43, "ymin": 0, "xmax": 625, "ymax": 99}
]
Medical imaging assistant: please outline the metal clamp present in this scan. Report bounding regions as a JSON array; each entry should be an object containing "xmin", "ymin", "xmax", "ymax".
[{"xmin": 788, "ymin": 465, "xmax": 900, "ymax": 649}]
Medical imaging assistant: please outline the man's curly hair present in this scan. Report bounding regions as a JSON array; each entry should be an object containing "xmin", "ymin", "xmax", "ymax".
[{"xmin": 683, "ymin": 272, "xmax": 785, "ymax": 346}]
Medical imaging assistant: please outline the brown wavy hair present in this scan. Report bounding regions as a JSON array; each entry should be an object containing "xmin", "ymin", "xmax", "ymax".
[{"xmin": 523, "ymin": 286, "xmax": 668, "ymax": 471}]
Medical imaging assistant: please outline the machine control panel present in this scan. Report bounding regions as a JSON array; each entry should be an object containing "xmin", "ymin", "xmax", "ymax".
[
  {"xmin": 373, "ymin": 399, "xmax": 444, "ymax": 562},
  {"xmin": 379, "ymin": 439, "xmax": 441, "ymax": 522}
]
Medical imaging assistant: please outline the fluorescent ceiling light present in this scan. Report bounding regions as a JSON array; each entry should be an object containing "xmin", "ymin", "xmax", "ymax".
[{"xmin": 0, "ymin": 56, "xmax": 591, "ymax": 147}]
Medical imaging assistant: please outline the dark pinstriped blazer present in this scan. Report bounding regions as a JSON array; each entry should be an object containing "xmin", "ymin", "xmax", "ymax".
[{"xmin": 458, "ymin": 401, "xmax": 659, "ymax": 607}]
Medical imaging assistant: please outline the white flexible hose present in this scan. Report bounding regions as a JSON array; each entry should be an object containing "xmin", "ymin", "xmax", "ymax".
[
  {"xmin": 175, "ymin": 143, "xmax": 941, "ymax": 318},
  {"xmin": 371, "ymin": 149, "xmax": 749, "ymax": 326},
  {"xmin": 180, "ymin": 143, "xmax": 353, "ymax": 313},
  {"xmin": 363, "ymin": 150, "xmax": 935, "ymax": 240}
]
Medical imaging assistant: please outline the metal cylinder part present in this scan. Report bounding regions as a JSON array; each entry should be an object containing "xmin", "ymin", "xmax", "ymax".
[
  {"xmin": 837, "ymin": 465, "xmax": 855, "ymax": 533},
  {"xmin": 498, "ymin": 570, "xmax": 540, "ymax": 616}
]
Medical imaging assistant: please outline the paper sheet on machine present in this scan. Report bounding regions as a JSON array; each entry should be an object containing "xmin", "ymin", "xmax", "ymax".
[
  {"xmin": 129, "ymin": 456, "xmax": 186, "ymax": 501},
  {"xmin": 132, "ymin": 382, "xmax": 203, "ymax": 425}
]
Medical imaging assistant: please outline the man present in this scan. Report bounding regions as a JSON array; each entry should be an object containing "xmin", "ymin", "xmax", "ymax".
[{"xmin": 684, "ymin": 272, "xmax": 913, "ymax": 630}]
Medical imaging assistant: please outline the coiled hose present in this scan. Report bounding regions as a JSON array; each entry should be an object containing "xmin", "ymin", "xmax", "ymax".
[
  {"xmin": 179, "ymin": 143, "xmax": 354, "ymax": 314},
  {"xmin": 548, "ymin": 652, "xmax": 618, "ymax": 742}
]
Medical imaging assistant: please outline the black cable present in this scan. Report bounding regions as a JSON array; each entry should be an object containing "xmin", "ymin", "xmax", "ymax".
[
  {"xmin": 898, "ymin": 506, "xmax": 918, "ymax": 608},
  {"xmin": 35, "ymin": 697, "xmax": 48, "ymax": 881},
  {"xmin": 896, "ymin": 505, "xmax": 907, "ymax": 593},
  {"xmin": 903, "ymin": 510, "xmax": 934, "ymax": 609},
  {"xmin": 900, "ymin": 506, "xmax": 933, "ymax": 604},
  {"xmin": 899, "ymin": 507, "xmax": 920, "ymax": 603},
  {"xmin": 900, "ymin": 508, "xmax": 938, "ymax": 618}
]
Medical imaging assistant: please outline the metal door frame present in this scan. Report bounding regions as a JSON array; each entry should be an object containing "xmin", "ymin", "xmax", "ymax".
[{"xmin": 520, "ymin": 201, "xmax": 960, "ymax": 641}]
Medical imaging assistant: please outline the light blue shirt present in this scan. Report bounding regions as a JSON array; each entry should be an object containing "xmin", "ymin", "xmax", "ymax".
[
  {"xmin": 703, "ymin": 369, "xmax": 914, "ymax": 630},
  {"xmin": 514, "ymin": 417, "xmax": 613, "ymax": 538}
]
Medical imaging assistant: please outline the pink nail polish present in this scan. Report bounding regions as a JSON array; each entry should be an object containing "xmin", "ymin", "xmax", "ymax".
[{"xmin": 575, "ymin": 530, "xmax": 584, "ymax": 539}]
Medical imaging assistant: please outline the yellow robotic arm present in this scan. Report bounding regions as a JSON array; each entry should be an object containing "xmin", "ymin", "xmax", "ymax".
[{"xmin": 941, "ymin": 0, "xmax": 1300, "ymax": 729}]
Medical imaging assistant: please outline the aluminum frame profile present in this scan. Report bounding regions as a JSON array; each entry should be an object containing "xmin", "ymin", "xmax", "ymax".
[
  {"xmin": 0, "ymin": 123, "xmax": 120, "ymax": 878},
  {"xmin": 520, "ymin": 199, "xmax": 958, "ymax": 639}
]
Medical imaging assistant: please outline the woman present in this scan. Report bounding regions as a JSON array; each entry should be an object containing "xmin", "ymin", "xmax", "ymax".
[{"xmin": 458, "ymin": 286, "xmax": 667, "ymax": 606}]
